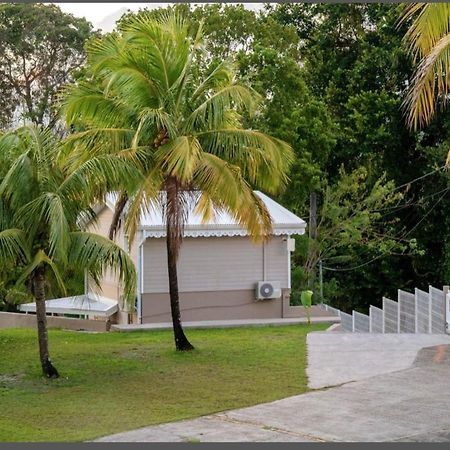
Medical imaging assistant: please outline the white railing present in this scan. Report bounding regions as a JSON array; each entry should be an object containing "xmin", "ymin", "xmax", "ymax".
[
  {"xmin": 353, "ymin": 311, "xmax": 370, "ymax": 332},
  {"xmin": 446, "ymin": 291, "xmax": 450, "ymax": 335},
  {"xmin": 322, "ymin": 285, "xmax": 448, "ymax": 334},
  {"xmin": 369, "ymin": 305, "xmax": 383, "ymax": 333}
]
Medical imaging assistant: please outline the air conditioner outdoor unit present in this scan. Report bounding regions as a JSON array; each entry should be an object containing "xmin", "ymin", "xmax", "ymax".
[{"xmin": 256, "ymin": 281, "xmax": 282, "ymax": 300}]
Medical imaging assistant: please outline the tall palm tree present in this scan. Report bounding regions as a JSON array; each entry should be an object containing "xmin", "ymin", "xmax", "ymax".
[
  {"xmin": 61, "ymin": 13, "xmax": 294, "ymax": 351},
  {"xmin": 401, "ymin": 3, "xmax": 450, "ymax": 131},
  {"xmin": 0, "ymin": 126, "xmax": 136, "ymax": 378}
]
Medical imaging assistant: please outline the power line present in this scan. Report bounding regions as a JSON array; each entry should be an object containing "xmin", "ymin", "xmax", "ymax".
[
  {"xmin": 391, "ymin": 164, "xmax": 447, "ymax": 192},
  {"xmin": 291, "ymin": 164, "xmax": 448, "ymax": 222},
  {"xmin": 322, "ymin": 188, "xmax": 449, "ymax": 272},
  {"xmin": 371, "ymin": 186, "xmax": 450, "ymax": 214}
]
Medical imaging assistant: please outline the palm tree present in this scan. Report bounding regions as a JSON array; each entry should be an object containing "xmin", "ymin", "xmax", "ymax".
[
  {"xmin": 401, "ymin": 3, "xmax": 450, "ymax": 131},
  {"xmin": 0, "ymin": 126, "xmax": 136, "ymax": 378},
  {"xmin": 61, "ymin": 13, "xmax": 294, "ymax": 351}
]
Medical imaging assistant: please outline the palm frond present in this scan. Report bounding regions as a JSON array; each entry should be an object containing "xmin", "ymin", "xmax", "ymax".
[
  {"xmin": 155, "ymin": 136, "xmax": 202, "ymax": 183},
  {"xmin": 191, "ymin": 60, "xmax": 236, "ymax": 102},
  {"xmin": 68, "ymin": 231, "xmax": 137, "ymax": 307},
  {"xmin": 184, "ymin": 84, "xmax": 260, "ymax": 133},
  {"xmin": 0, "ymin": 126, "xmax": 59, "ymax": 206},
  {"xmin": 86, "ymin": 32, "xmax": 126, "ymax": 76},
  {"xmin": 17, "ymin": 193, "xmax": 71, "ymax": 264},
  {"xmin": 104, "ymin": 62, "xmax": 162, "ymax": 109},
  {"xmin": 121, "ymin": 12, "xmax": 191, "ymax": 92},
  {"xmin": 61, "ymin": 128, "xmax": 136, "ymax": 175},
  {"xmin": 124, "ymin": 169, "xmax": 164, "ymax": 244},
  {"xmin": 0, "ymin": 130, "xmax": 22, "ymax": 163},
  {"xmin": 16, "ymin": 249, "xmax": 66, "ymax": 296},
  {"xmin": 59, "ymin": 154, "xmax": 142, "ymax": 202},
  {"xmin": 197, "ymin": 129, "xmax": 294, "ymax": 193},
  {"xmin": 193, "ymin": 153, "xmax": 273, "ymax": 239},
  {"xmin": 401, "ymin": 3, "xmax": 450, "ymax": 60},
  {"xmin": 0, "ymin": 152, "xmax": 34, "ymax": 208},
  {"xmin": 0, "ymin": 229, "xmax": 29, "ymax": 264},
  {"xmin": 61, "ymin": 81, "xmax": 135, "ymax": 129},
  {"xmin": 136, "ymin": 107, "xmax": 178, "ymax": 143},
  {"xmin": 403, "ymin": 33, "xmax": 450, "ymax": 129}
]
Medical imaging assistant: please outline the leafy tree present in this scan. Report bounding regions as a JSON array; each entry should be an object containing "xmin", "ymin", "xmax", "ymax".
[
  {"xmin": 0, "ymin": 126, "xmax": 136, "ymax": 377},
  {"xmin": 0, "ymin": 3, "xmax": 94, "ymax": 130},
  {"xmin": 114, "ymin": 3, "xmax": 450, "ymax": 313},
  {"xmin": 268, "ymin": 3, "xmax": 450, "ymax": 311},
  {"xmin": 61, "ymin": 13, "xmax": 293, "ymax": 351},
  {"xmin": 291, "ymin": 167, "xmax": 422, "ymax": 304}
]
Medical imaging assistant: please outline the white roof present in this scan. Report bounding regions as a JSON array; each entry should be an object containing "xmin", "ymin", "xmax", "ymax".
[
  {"xmin": 19, "ymin": 294, "xmax": 118, "ymax": 317},
  {"xmin": 105, "ymin": 191, "xmax": 306, "ymax": 239}
]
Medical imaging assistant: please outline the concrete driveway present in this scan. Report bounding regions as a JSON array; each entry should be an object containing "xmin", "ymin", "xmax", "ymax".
[{"xmin": 95, "ymin": 332, "xmax": 450, "ymax": 442}]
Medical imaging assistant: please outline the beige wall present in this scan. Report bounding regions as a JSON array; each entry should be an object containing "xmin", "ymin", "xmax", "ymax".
[
  {"xmin": 142, "ymin": 236, "xmax": 289, "ymax": 294},
  {"xmin": 88, "ymin": 209, "xmax": 294, "ymax": 325},
  {"xmin": 142, "ymin": 289, "xmax": 283, "ymax": 323},
  {"xmin": 86, "ymin": 206, "xmax": 138, "ymax": 316},
  {"xmin": 0, "ymin": 312, "xmax": 109, "ymax": 332},
  {"xmin": 140, "ymin": 235, "xmax": 291, "ymax": 323}
]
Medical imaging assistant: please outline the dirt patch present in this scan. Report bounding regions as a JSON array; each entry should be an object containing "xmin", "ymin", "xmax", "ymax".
[{"xmin": 0, "ymin": 373, "xmax": 24, "ymax": 388}]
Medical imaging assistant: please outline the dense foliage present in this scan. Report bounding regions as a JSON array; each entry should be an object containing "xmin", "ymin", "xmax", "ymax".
[
  {"xmin": 118, "ymin": 3, "xmax": 450, "ymax": 313},
  {"xmin": 272, "ymin": 3, "xmax": 450, "ymax": 311},
  {"xmin": 2, "ymin": 3, "xmax": 450, "ymax": 316}
]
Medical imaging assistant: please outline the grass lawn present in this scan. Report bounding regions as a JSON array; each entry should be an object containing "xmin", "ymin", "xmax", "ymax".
[{"xmin": 0, "ymin": 323, "xmax": 327, "ymax": 442}]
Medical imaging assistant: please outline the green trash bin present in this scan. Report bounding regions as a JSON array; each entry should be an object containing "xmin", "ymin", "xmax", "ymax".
[{"xmin": 301, "ymin": 290, "xmax": 313, "ymax": 324}]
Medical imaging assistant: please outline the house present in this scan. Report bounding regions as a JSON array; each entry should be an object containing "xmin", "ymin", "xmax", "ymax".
[{"xmin": 87, "ymin": 191, "xmax": 307, "ymax": 325}]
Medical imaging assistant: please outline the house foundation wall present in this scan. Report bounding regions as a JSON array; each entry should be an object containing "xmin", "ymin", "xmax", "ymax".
[{"xmin": 141, "ymin": 289, "xmax": 285, "ymax": 323}]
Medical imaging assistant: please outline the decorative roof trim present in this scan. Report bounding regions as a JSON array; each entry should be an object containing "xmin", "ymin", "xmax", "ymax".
[{"xmin": 142, "ymin": 224, "xmax": 305, "ymax": 239}]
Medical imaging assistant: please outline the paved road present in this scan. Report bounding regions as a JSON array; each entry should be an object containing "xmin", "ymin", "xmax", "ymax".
[{"xmin": 95, "ymin": 333, "xmax": 450, "ymax": 442}]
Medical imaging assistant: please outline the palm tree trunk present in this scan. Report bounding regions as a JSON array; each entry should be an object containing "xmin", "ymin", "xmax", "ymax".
[
  {"xmin": 165, "ymin": 181, "xmax": 194, "ymax": 351},
  {"xmin": 32, "ymin": 267, "xmax": 59, "ymax": 378}
]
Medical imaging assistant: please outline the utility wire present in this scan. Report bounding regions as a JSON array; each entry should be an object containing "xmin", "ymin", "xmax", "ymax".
[
  {"xmin": 390, "ymin": 164, "xmax": 447, "ymax": 193},
  {"xmin": 322, "ymin": 188, "xmax": 449, "ymax": 272},
  {"xmin": 370, "ymin": 186, "xmax": 450, "ymax": 214},
  {"xmin": 293, "ymin": 165, "xmax": 448, "ymax": 222}
]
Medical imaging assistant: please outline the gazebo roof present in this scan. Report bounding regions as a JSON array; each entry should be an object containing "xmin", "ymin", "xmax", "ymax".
[{"xmin": 19, "ymin": 294, "xmax": 118, "ymax": 317}]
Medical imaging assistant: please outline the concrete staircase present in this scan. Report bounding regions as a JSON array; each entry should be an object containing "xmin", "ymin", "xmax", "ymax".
[{"xmin": 321, "ymin": 286, "xmax": 449, "ymax": 334}]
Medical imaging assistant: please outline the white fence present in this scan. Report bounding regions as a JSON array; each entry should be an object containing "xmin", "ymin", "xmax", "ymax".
[
  {"xmin": 340, "ymin": 311, "xmax": 353, "ymax": 332},
  {"xmin": 322, "ymin": 285, "xmax": 449, "ymax": 335},
  {"xmin": 446, "ymin": 292, "xmax": 450, "ymax": 334},
  {"xmin": 430, "ymin": 286, "xmax": 446, "ymax": 334},
  {"xmin": 383, "ymin": 297, "xmax": 399, "ymax": 333},
  {"xmin": 369, "ymin": 305, "xmax": 383, "ymax": 333},
  {"xmin": 415, "ymin": 288, "xmax": 430, "ymax": 333},
  {"xmin": 324, "ymin": 305, "xmax": 341, "ymax": 317},
  {"xmin": 398, "ymin": 289, "xmax": 415, "ymax": 333},
  {"xmin": 353, "ymin": 311, "xmax": 370, "ymax": 332}
]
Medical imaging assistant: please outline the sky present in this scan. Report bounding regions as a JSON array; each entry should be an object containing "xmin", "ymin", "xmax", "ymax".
[{"xmin": 54, "ymin": 2, "xmax": 263, "ymax": 32}]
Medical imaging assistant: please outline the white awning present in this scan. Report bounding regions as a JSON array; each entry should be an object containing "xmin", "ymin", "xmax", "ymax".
[{"xmin": 19, "ymin": 294, "xmax": 118, "ymax": 317}]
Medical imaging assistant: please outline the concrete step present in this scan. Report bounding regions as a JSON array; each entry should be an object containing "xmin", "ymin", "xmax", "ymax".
[{"xmin": 112, "ymin": 316, "xmax": 340, "ymax": 332}]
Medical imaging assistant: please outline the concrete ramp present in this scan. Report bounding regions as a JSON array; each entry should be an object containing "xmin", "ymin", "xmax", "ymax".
[{"xmin": 307, "ymin": 332, "xmax": 450, "ymax": 389}]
